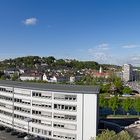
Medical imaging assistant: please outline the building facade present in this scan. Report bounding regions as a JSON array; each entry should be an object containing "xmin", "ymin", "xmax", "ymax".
[
  {"xmin": 122, "ymin": 64, "xmax": 133, "ymax": 82},
  {"xmin": 0, "ymin": 80, "xmax": 99, "ymax": 140}
]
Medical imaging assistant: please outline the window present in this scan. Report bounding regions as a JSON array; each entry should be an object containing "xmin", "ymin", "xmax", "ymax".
[
  {"xmin": 32, "ymin": 127, "xmax": 51, "ymax": 136},
  {"xmin": 32, "ymin": 91, "xmax": 52, "ymax": 99},
  {"xmin": 53, "ymin": 131, "xmax": 76, "ymax": 140},
  {"xmin": 54, "ymin": 113, "xmax": 76, "ymax": 121},
  {"xmin": 53, "ymin": 122, "xmax": 76, "ymax": 130},
  {"xmin": 54, "ymin": 94, "xmax": 77, "ymax": 101},
  {"xmin": 54, "ymin": 104, "xmax": 77, "ymax": 112}
]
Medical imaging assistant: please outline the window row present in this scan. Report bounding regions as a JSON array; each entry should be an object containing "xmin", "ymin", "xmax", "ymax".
[
  {"xmin": 0, "ymin": 110, "xmax": 12, "ymax": 117},
  {"xmin": 54, "ymin": 104, "xmax": 76, "ymax": 112},
  {"xmin": 32, "ymin": 101, "xmax": 52, "ymax": 109},
  {"xmin": 32, "ymin": 127, "xmax": 51, "ymax": 136},
  {"xmin": 54, "ymin": 113, "xmax": 76, "ymax": 121},
  {"xmin": 53, "ymin": 131, "xmax": 76, "ymax": 140},
  {"xmin": 32, "ymin": 110, "xmax": 52, "ymax": 118},
  {"xmin": 14, "ymin": 106, "xmax": 30, "ymax": 114},
  {"xmin": 0, "ymin": 95, "xmax": 12, "ymax": 101},
  {"xmin": 54, "ymin": 94, "xmax": 77, "ymax": 101},
  {"xmin": 32, "ymin": 91, "xmax": 52, "ymax": 99},
  {"xmin": 14, "ymin": 114, "xmax": 28, "ymax": 120},
  {"xmin": 14, "ymin": 98, "xmax": 30, "ymax": 105},
  {"xmin": 14, "ymin": 92, "xmax": 30, "ymax": 96},
  {"xmin": 0, "ymin": 103, "xmax": 13, "ymax": 110},
  {"xmin": 14, "ymin": 88, "xmax": 31, "ymax": 96},
  {"xmin": 0, "ymin": 87, "xmax": 13, "ymax": 93},
  {"xmin": 53, "ymin": 122, "xmax": 76, "ymax": 130},
  {"xmin": 32, "ymin": 119, "xmax": 52, "ymax": 127}
]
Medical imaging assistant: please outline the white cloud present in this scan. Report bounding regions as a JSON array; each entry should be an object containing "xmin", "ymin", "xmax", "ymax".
[
  {"xmin": 23, "ymin": 18, "xmax": 38, "ymax": 25},
  {"xmin": 122, "ymin": 44, "xmax": 137, "ymax": 49},
  {"xmin": 120, "ymin": 55, "xmax": 140, "ymax": 66},
  {"xmin": 88, "ymin": 43, "xmax": 113, "ymax": 64},
  {"xmin": 98, "ymin": 43, "xmax": 109, "ymax": 50}
]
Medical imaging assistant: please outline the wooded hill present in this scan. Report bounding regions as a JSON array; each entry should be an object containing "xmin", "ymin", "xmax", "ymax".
[{"xmin": 0, "ymin": 56, "xmax": 121, "ymax": 71}]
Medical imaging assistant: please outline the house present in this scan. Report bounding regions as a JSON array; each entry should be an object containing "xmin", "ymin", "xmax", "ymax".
[
  {"xmin": 4, "ymin": 68, "xmax": 19, "ymax": 77},
  {"xmin": 43, "ymin": 73, "xmax": 69, "ymax": 83},
  {"xmin": 18, "ymin": 68, "xmax": 27, "ymax": 74},
  {"xmin": 20, "ymin": 73, "xmax": 42, "ymax": 81}
]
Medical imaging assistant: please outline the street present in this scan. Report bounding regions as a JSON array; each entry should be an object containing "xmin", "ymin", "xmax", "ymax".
[{"xmin": 0, "ymin": 130, "xmax": 24, "ymax": 140}]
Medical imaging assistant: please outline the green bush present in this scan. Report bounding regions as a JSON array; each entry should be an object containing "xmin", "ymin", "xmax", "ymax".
[{"xmin": 90, "ymin": 130, "xmax": 134, "ymax": 140}]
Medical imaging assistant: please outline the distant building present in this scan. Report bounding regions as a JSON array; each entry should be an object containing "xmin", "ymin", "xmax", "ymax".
[
  {"xmin": 20, "ymin": 73, "xmax": 42, "ymax": 81},
  {"xmin": 93, "ymin": 66, "xmax": 110, "ymax": 78},
  {"xmin": 70, "ymin": 76, "xmax": 75, "ymax": 83},
  {"xmin": 122, "ymin": 64, "xmax": 133, "ymax": 82},
  {"xmin": 18, "ymin": 68, "xmax": 27, "ymax": 74},
  {"xmin": 4, "ymin": 68, "xmax": 19, "ymax": 77},
  {"xmin": 43, "ymin": 73, "xmax": 69, "ymax": 83}
]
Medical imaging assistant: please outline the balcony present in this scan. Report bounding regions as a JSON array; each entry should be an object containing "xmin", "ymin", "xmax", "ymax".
[
  {"xmin": 0, "ymin": 91, "xmax": 13, "ymax": 98},
  {"xmin": 14, "ymin": 110, "xmax": 31, "ymax": 118},
  {"xmin": 0, "ymin": 99, "xmax": 13, "ymax": 105},
  {"xmin": 14, "ymin": 102, "xmax": 31, "ymax": 109},
  {"xmin": 14, "ymin": 93, "xmax": 30, "ymax": 100}
]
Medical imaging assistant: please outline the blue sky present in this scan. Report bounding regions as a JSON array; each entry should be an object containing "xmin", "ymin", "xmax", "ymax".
[{"xmin": 1, "ymin": 0, "xmax": 140, "ymax": 65}]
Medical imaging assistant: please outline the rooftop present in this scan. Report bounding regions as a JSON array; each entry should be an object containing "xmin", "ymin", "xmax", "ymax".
[{"xmin": 0, "ymin": 80, "xmax": 100, "ymax": 94}]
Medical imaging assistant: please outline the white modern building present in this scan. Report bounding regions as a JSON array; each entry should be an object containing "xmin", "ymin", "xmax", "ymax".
[
  {"xmin": 122, "ymin": 64, "xmax": 133, "ymax": 82},
  {"xmin": 20, "ymin": 74, "xmax": 42, "ymax": 81},
  {"xmin": 0, "ymin": 80, "xmax": 99, "ymax": 140}
]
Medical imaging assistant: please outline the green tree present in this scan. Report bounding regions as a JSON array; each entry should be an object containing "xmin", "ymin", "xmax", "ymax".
[
  {"xmin": 121, "ymin": 98, "xmax": 133, "ymax": 115},
  {"xmin": 122, "ymin": 87, "xmax": 132, "ymax": 94},
  {"xmin": 55, "ymin": 59, "xmax": 66, "ymax": 66},
  {"xmin": 101, "ymin": 84, "xmax": 111, "ymax": 93},
  {"xmin": 134, "ymin": 98, "xmax": 140, "ymax": 115},
  {"xmin": 117, "ymin": 131, "xmax": 134, "ymax": 140},
  {"xmin": 0, "ymin": 71, "xmax": 4, "ymax": 78},
  {"xmin": 114, "ymin": 78, "xmax": 123, "ymax": 94},
  {"xmin": 99, "ymin": 96, "xmax": 108, "ymax": 109},
  {"xmin": 43, "ymin": 56, "xmax": 55, "ymax": 66},
  {"xmin": 0, "ymin": 75, "xmax": 7, "ymax": 80},
  {"xmin": 108, "ymin": 96, "xmax": 120, "ymax": 115},
  {"xmin": 90, "ymin": 129, "xmax": 134, "ymax": 140},
  {"xmin": 94, "ymin": 130, "xmax": 117, "ymax": 140},
  {"xmin": 12, "ymin": 73, "xmax": 19, "ymax": 81}
]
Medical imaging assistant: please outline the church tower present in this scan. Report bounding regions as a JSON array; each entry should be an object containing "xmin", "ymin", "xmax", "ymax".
[{"xmin": 99, "ymin": 66, "xmax": 103, "ymax": 73}]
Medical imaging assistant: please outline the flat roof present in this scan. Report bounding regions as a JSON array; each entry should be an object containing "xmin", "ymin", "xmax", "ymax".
[{"xmin": 0, "ymin": 80, "xmax": 100, "ymax": 94}]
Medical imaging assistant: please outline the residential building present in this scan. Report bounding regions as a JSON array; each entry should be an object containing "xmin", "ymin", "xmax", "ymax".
[
  {"xmin": 4, "ymin": 68, "xmax": 19, "ymax": 77},
  {"xmin": 122, "ymin": 64, "xmax": 133, "ymax": 82},
  {"xmin": 43, "ymin": 73, "xmax": 69, "ymax": 83},
  {"xmin": 0, "ymin": 80, "xmax": 99, "ymax": 140},
  {"xmin": 20, "ymin": 73, "xmax": 42, "ymax": 81}
]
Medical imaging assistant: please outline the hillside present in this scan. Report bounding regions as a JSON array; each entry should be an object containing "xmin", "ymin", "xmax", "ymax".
[{"xmin": 0, "ymin": 56, "xmax": 121, "ymax": 71}]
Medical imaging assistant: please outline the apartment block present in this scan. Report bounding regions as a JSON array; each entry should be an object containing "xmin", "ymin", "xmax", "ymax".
[
  {"xmin": 122, "ymin": 64, "xmax": 133, "ymax": 82},
  {"xmin": 0, "ymin": 80, "xmax": 99, "ymax": 140}
]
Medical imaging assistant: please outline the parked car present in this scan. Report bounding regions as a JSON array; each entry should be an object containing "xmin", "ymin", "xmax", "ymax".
[
  {"xmin": 0, "ymin": 125, "xmax": 5, "ymax": 131},
  {"xmin": 11, "ymin": 130, "xmax": 19, "ymax": 135},
  {"xmin": 24, "ymin": 135, "xmax": 35, "ymax": 140},
  {"xmin": 5, "ymin": 127, "xmax": 12, "ymax": 133},
  {"xmin": 17, "ymin": 132, "xmax": 27, "ymax": 138}
]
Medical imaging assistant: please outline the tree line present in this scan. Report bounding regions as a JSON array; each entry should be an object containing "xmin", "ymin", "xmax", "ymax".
[
  {"xmin": 100, "ymin": 96, "xmax": 140, "ymax": 115},
  {"xmin": 0, "ymin": 56, "xmax": 100, "ymax": 70},
  {"xmin": 0, "ymin": 55, "xmax": 121, "ymax": 71}
]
